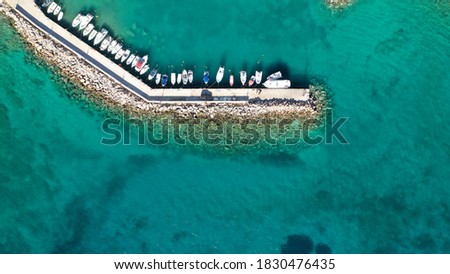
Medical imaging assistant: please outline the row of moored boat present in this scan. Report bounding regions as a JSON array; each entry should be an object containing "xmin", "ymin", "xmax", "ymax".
[{"xmin": 42, "ymin": 0, "xmax": 64, "ymax": 21}]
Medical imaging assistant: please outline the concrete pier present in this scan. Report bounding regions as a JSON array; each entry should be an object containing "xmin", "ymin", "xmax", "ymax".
[{"xmin": 4, "ymin": 0, "xmax": 310, "ymax": 104}]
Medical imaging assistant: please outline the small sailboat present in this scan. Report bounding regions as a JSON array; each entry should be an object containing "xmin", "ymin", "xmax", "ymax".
[
  {"xmin": 181, "ymin": 70, "xmax": 188, "ymax": 85},
  {"xmin": 148, "ymin": 66, "xmax": 158, "ymax": 81},
  {"xmin": 188, "ymin": 70, "xmax": 194, "ymax": 84},
  {"xmin": 107, "ymin": 40, "xmax": 117, "ymax": 53},
  {"xmin": 114, "ymin": 49, "xmax": 125, "ymax": 61},
  {"xmin": 126, "ymin": 54, "xmax": 136, "ymax": 66},
  {"xmin": 82, "ymin": 23, "xmax": 94, "ymax": 37},
  {"xmin": 161, "ymin": 74, "xmax": 168, "ymax": 87},
  {"xmin": 111, "ymin": 43, "xmax": 122, "ymax": 55},
  {"xmin": 216, "ymin": 66, "xmax": 225, "ymax": 84},
  {"xmin": 93, "ymin": 28, "xmax": 108, "ymax": 46},
  {"xmin": 203, "ymin": 71, "xmax": 210, "ymax": 85},
  {"xmin": 177, "ymin": 74, "xmax": 182, "ymax": 85},
  {"xmin": 135, "ymin": 55, "xmax": 148, "ymax": 72},
  {"xmin": 72, "ymin": 14, "xmax": 83, "ymax": 28},
  {"xmin": 57, "ymin": 12, "xmax": 64, "ymax": 21},
  {"xmin": 171, "ymin": 73, "xmax": 176, "ymax": 86},
  {"xmin": 47, "ymin": 2, "xmax": 57, "ymax": 14},
  {"xmin": 53, "ymin": 5, "xmax": 61, "ymax": 16},
  {"xmin": 255, "ymin": 71, "xmax": 263, "ymax": 85},
  {"xmin": 42, "ymin": 0, "xmax": 52, "ymax": 8},
  {"xmin": 229, "ymin": 74, "xmax": 234, "ymax": 87},
  {"xmin": 263, "ymin": 80, "xmax": 291, "ymax": 89},
  {"xmin": 99, "ymin": 36, "xmax": 112, "ymax": 51},
  {"xmin": 267, "ymin": 71, "xmax": 282, "ymax": 80},
  {"xmin": 240, "ymin": 71, "xmax": 247, "ymax": 86},
  {"xmin": 155, "ymin": 73, "xmax": 162, "ymax": 85},
  {"xmin": 121, "ymin": 50, "xmax": 130, "ymax": 63},
  {"xmin": 139, "ymin": 65, "xmax": 150, "ymax": 75},
  {"xmin": 248, "ymin": 75, "xmax": 256, "ymax": 87},
  {"xmin": 131, "ymin": 55, "xmax": 140, "ymax": 68},
  {"xmin": 88, "ymin": 29, "xmax": 97, "ymax": 41},
  {"xmin": 79, "ymin": 14, "xmax": 94, "ymax": 31}
]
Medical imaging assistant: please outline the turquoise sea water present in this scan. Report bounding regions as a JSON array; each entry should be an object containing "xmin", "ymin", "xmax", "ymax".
[{"xmin": 1, "ymin": 0, "xmax": 450, "ymax": 253}]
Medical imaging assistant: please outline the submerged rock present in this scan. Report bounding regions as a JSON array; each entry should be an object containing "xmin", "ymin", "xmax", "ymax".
[
  {"xmin": 315, "ymin": 243, "xmax": 332, "ymax": 254},
  {"xmin": 281, "ymin": 234, "xmax": 314, "ymax": 254}
]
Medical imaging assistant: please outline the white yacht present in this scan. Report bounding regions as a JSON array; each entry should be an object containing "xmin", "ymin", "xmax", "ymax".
[
  {"xmin": 88, "ymin": 29, "xmax": 97, "ymax": 41},
  {"xmin": 182, "ymin": 70, "xmax": 188, "ymax": 85},
  {"xmin": 93, "ymin": 28, "xmax": 108, "ymax": 46},
  {"xmin": 53, "ymin": 5, "xmax": 61, "ymax": 16},
  {"xmin": 72, "ymin": 14, "xmax": 83, "ymax": 28},
  {"xmin": 240, "ymin": 70, "xmax": 247, "ymax": 86},
  {"xmin": 263, "ymin": 80, "xmax": 291, "ymax": 89},
  {"xmin": 79, "ymin": 14, "xmax": 94, "ymax": 31},
  {"xmin": 99, "ymin": 36, "xmax": 112, "ymax": 51},
  {"xmin": 82, "ymin": 24, "xmax": 94, "ymax": 37},
  {"xmin": 139, "ymin": 65, "xmax": 150, "ymax": 76},
  {"xmin": 255, "ymin": 71, "xmax": 263, "ymax": 85},
  {"xmin": 114, "ymin": 49, "xmax": 125, "ymax": 61},
  {"xmin": 155, "ymin": 73, "xmax": 162, "ymax": 85},
  {"xmin": 188, "ymin": 70, "xmax": 194, "ymax": 84},
  {"xmin": 107, "ymin": 40, "xmax": 117, "ymax": 53},
  {"xmin": 121, "ymin": 50, "xmax": 131, "ymax": 63},
  {"xmin": 267, "ymin": 71, "xmax": 282, "ymax": 80},
  {"xmin": 216, "ymin": 66, "xmax": 225, "ymax": 84},
  {"xmin": 126, "ymin": 54, "xmax": 136, "ymax": 66},
  {"xmin": 171, "ymin": 73, "xmax": 176, "ymax": 86},
  {"xmin": 57, "ymin": 12, "xmax": 63, "ymax": 21},
  {"xmin": 111, "ymin": 43, "xmax": 122, "ymax": 55},
  {"xmin": 47, "ymin": 2, "xmax": 57, "ymax": 14},
  {"xmin": 148, "ymin": 67, "xmax": 158, "ymax": 81}
]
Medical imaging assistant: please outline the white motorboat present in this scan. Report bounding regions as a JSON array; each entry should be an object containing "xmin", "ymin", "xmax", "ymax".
[
  {"xmin": 47, "ymin": 2, "xmax": 57, "ymax": 14},
  {"xmin": 148, "ymin": 66, "xmax": 158, "ymax": 81},
  {"xmin": 72, "ymin": 14, "xmax": 83, "ymax": 28},
  {"xmin": 255, "ymin": 71, "xmax": 263, "ymax": 85},
  {"xmin": 114, "ymin": 49, "xmax": 125, "ymax": 61},
  {"xmin": 107, "ymin": 40, "xmax": 117, "ymax": 53},
  {"xmin": 248, "ymin": 75, "xmax": 256, "ymax": 87},
  {"xmin": 177, "ymin": 73, "xmax": 182, "ymax": 85},
  {"xmin": 181, "ymin": 70, "xmax": 188, "ymax": 85},
  {"xmin": 131, "ymin": 55, "xmax": 140, "ymax": 68},
  {"xmin": 53, "ymin": 5, "xmax": 61, "ymax": 16},
  {"xmin": 79, "ymin": 14, "xmax": 94, "ymax": 31},
  {"xmin": 263, "ymin": 80, "xmax": 291, "ymax": 89},
  {"xmin": 135, "ymin": 55, "xmax": 148, "ymax": 72},
  {"xmin": 216, "ymin": 66, "xmax": 225, "ymax": 84},
  {"xmin": 88, "ymin": 29, "xmax": 97, "ymax": 41},
  {"xmin": 240, "ymin": 71, "xmax": 247, "ymax": 86},
  {"xmin": 93, "ymin": 28, "xmax": 108, "ymax": 46},
  {"xmin": 126, "ymin": 54, "xmax": 136, "ymax": 66},
  {"xmin": 188, "ymin": 70, "xmax": 194, "ymax": 84},
  {"xmin": 139, "ymin": 65, "xmax": 150, "ymax": 76},
  {"xmin": 99, "ymin": 36, "xmax": 112, "ymax": 51},
  {"xmin": 82, "ymin": 23, "xmax": 94, "ymax": 37},
  {"xmin": 267, "ymin": 71, "xmax": 282, "ymax": 80},
  {"xmin": 155, "ymin": 73, "xmax": 161, "ymax": 85},
  {"xmin": 111, "ymin": 43, "xmax": 122, "ymax": 55},
  {"xmin": 171, "ymin": 73, "xmax": 176, "ymax": 85},
  {"xmin": 57, "ymin": 12, "xmax": 63, "ymax": 21},
  {"xmin": 42, "ymin": 0, "xmax": 52, "ymax": 8},
  {"xmin": 121, "ymin": 50, "xmax": 131, "ymax": 63}
]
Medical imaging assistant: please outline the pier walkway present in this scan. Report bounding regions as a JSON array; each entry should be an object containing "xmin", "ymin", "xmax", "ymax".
[{"xmin": 4, "ymin": 0, "xmax": 310, "ymax": 103}]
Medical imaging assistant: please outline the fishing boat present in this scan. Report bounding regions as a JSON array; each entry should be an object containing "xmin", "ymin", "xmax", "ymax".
[
  {"xmin": 99, "ymin": 36, "xmax": 112, "ymax": 51},
  {"xmin": 88, "ymin": 29, "xmax": 97, "ymax": 41},
  {"xmin": 161, "ymin": 75, "xmax": 168, "ymax": 87},
  {"xmin": 42, "ymin": 0, "xmax": 51, "ymax": 8},
  {"xmin": 82, "ymin": 24, "xmax": 94, "ymax": 37},
  {"xmin": 93, "ymin": 28, "xmax": 108, "ymax": 46},
  {"xmin": 47, "ymin": 2, "xmax": 57, "ymax": 14},
  {"xmin": 229, "ymin": 74, "xmax": 234, "ymax": 87},
  {"xmin": 72, "ymin": 14, "xmax": 83, "ymax": 28},
  {"xmin": 248, "ymin": 75, "xmax": 256, "ymax": 87},
  {"xmin": 126, "ymin": 54, "xmax": 136, "ymax": 66},
  {"xmin": 203, "ymin": 71, "xmax": 210, "ymax": 85},
  {"xmin": 131, "ymin": 55, "xmax": 140, "ymax": 68},
  {"xmin": 240, "ymin": 71, "xmax": 247, "ymax": 86},
  {"xmin": 107, "ymin": 40, "xmax": 117, "ymax": 53},
  {"xmin": 53, "ymin": 5, "xmax": 61, "ymax": 16},
  {"xmin": 79, "ymin": 14, "xmax": 94, "ymax": 31},
  {"xmin": 263, "ymin": 80, "xmax": 291, "ymax": 89},
  {"xmin": 114, "ymin": 49, "xmax": 125, "ymax": 61},
  {"xmin": 111, "ymin": 43, "xmax": 122, "ymax": 55},
  {"xmin": 216, "ymin": 66, "xmax": 225, "ymax": 84},
  {"xmin": 177, "ymin": 74, "xmax": 182, "ymax": 85},
  {"xmin": 57, "ymin": 12, "xmax": 63, "ymax": 21},
  {"xmin": 148, "ymin": 66, "xmax": 158, "ymax": 81},
  {"xmin": 135, "ymin": 55, "xmax": 148, "ymax": 72},
  {"xmin": 121, "ymin": 50, "xmax": 131, "ymax": 63},
  {"xmin": 182, "ymin": 70, "xmax": 188, "ymax": 85},
  {"xmin": 171, "ymin": 73, "xmax": 176, "ymax": 85},
  {"xmin": 188, "ymin": 70, "xmax": 194, "ymax": 84},
  {"xmin": 155, "ymin": 73, "xmax": 162, "ymax": 85},
  {"xmin": 139, "ymin": 65, "xmax": 150, "ymax": 75},
  {"xmin": 267, "ymin": 71, "xmax": 282, "ymax": 80},
  {"xmin": 255, "ymin": 71, "xmax": 263, "ymax": 85}
]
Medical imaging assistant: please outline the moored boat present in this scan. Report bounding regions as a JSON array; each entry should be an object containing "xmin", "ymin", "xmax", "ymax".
[
  {"xmin": 107, "ymin": 40, "xmax": 117, "ymax": 53},
  {"xmin": 121, "ymin": 50, "xmax": 131, "ymax": 63},
  {"xmin": 126, "ymin": 54, "xmax": 136, "ymax": 66},
  {"xmin": 171, "ymin": 73, "xmax": 176, "ymax": 85},
  {"xmin": 240, "ymin": 70, "xmax": 247, "ymax": 86},
  {"xmin": 93, "ymin": 28, "xmax": 108, "ymax": 46},
  {"xmin": 57, "ymin": 12, "xmax": 63, "ymax": 21},
  {"xmin": 88, "ymin": 29, "xmax": 97, "ymax": 41},
  {"xmin": 79, "ymin": 14, "xmax": 94, "ymax": 31},
  {"xmin": 99, "ymin": 36, "xmax": 112, "ymax": 51},
  {"xmin": 114, "ymin": 49, "xmax": 125, "ymax": 61},
  {"xmin": 155, "ymin": 73, "xmax": 162, "ymax": 85},
  {"xmin": 267, "ymin": 71, "xmax": 282, "ymax": 80},
  {"xmin": 111, "ymin": 43, "xmax": 122, "ymax": 55},
  {"xmin": 177, "ymin": 74, "xmax": 182, "ymax": 85},
  {"xmin": 188, "ymin": 70, "xmax": 194, "ymax": 84},
  {"xmin": 229, "ymin": 74, "xmax": 234, "ymax": 87},
  {"xmin": 53, "ymin": 5, "xmax": 61, "ymax": 16},
  {"xmin": 42, "ymin": 0, "xmax": 51, "ymax": 8},
  {"xmin": 82, "ymin": 23, "xmax": 94, "ymax": 37},
  {"xmin": 72, "ymin": 14, "xmax": 83, "ymax": 28},
  {"xmin": 182, "ymin": 70, "xmax": 188, "ymax": 85},
  {"xmin": 131, "ymin": 55, "xmax": 140, "ymax": 68},
  {"xmin": 161, "ymin": 74, "xmax": 168, "ymax": 87},
  {"xmin": 216, "ymin": 66, "xmax": 225, "ymax": 84},
  {"xmin": 135, "ymin": 55, "xmax": 148, "ymax": 72},
  {"xmin": 148, "ymin": 66, "xmax": 158, "ymax": 81},
  {"xmin": 263, "ymin": 80, "xmax": 291, "ymax": 89},
  {"xmin": 47, "ymin": 2, "xmax": 57, "ymax": 14},
  {"xmin": 139, "ymin": 65, "xmax": 150, "ymax": 76},
  {"xmin": 255, "ymin": 71, "xmax": 263, "ymax": 85},
  {"xmin": 248, "ymin": 75, "xmax": 256, "ymax": 87},
  {"xmin": 203, "ymin": 71, "xmax": 210, "ymax": 85}
]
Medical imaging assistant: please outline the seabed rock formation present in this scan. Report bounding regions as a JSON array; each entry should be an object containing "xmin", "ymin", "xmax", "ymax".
[{"xmin": 326, "ymin": 0, "xmax": 354, "ymax": 10}]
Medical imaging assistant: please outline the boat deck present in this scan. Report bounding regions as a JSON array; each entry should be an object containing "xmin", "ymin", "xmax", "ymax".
[{"xmin": 4, "ymin": 0, "xmax": 310, "ymax": 104}]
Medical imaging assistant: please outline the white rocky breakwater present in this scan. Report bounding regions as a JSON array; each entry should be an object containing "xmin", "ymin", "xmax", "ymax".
[{"xmin": 1, "ymin": 5, "xmax": 325, "ymax": 122}]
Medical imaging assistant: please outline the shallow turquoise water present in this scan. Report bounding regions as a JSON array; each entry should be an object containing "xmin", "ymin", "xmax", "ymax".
[{"xmin": 1, "ymin": 0, "xmax": 450, "ymax": 253}]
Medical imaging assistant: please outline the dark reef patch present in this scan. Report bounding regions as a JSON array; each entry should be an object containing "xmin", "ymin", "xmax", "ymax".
[
  {"xmin": 315, "ymin": 243, "xmax": 332, "ymax": 254},
  {"xmin": 281, "ymin": 234, "xmax": 314, "ymax": 254},
  {"xmin": 172, "ymin": 231, "xmax": 190, "ymax": 242},
  {"xmin": 258, "ymin": 152, "xmax": 303, "ymax": 168}
]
